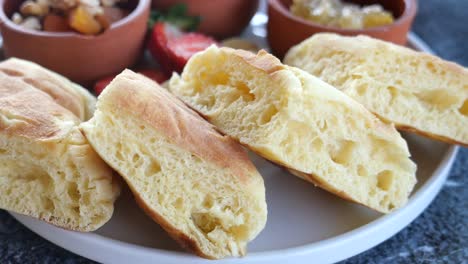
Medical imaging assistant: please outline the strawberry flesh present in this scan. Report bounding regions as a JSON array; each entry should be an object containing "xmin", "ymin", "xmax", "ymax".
[
  {"xmin": 167, "ymin": 33, "xmax": 217, "ymax": 73},
  {"xmin": 149, "ymin": 22, "xmax": 217, "ymax": 74}
]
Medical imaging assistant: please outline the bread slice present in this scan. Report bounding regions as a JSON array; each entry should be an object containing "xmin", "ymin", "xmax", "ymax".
[
  {"xmin": 0, "ymin": 71, "xmax": 120, "ymax": 231},
  {"xmin": 0, "ymin": 58, "xmax": 96, "ymax": 121},
  {"xmin": 80, "ymin": 70, "xmax": 267, "ymax": 259},
  {"xmin": 169, "ymin": 46, "xmax": 417, "ymax": 213},
  {"xmin": 284, "ymin": 33, "xmax": 468, "ymax": 146}
]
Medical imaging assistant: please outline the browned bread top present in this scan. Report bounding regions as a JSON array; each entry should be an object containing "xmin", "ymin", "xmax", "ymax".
[
  {"xmin": 0, "ymin": 58, "xmax": 96, "ymax": 121},
  {"xmin": 100, "ymin": 70, "xmax": 259, "ymax": 182}
]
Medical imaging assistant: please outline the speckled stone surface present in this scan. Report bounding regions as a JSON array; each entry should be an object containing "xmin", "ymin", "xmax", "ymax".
[{"xmin": 1, "ymin": 0, "xmax": 467, "ymax": 263}]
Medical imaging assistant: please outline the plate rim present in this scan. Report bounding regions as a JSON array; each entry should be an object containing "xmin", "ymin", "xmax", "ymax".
[{"xmin": 9, "ymin": 32, "xmax": 460, "ymax": 264}]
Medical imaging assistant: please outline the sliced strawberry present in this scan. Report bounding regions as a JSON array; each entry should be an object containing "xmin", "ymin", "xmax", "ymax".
[
  {"xmin": 148, "ymin": 22, "xmax": 176, "ymax": 75},
  {"xmin": 167, "ymin": 33, "xmax": 217, "ymax": 73},
  {"xmin": 93, "ymin": 75, "xmax": 115, "ymax": 96},
  {"xmin": 138, "ymin": 69, "xmax": 169, "ymax": 83},
  {"xmin": 148, "ymin": 22, "xmax": 217, "ymax": 74}
]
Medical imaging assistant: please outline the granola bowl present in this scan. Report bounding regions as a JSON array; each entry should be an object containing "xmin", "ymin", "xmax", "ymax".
[{"xmin": 0, "ymin": 0, "xmax": 150, "ymax": 84}]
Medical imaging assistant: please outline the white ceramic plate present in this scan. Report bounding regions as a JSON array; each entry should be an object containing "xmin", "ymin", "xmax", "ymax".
[{"xmin": 9, "ymin": 27, "xmax": 458, "ymax": 264}]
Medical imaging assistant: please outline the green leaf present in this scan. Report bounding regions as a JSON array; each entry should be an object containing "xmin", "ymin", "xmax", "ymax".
[{"xmin": 147, "ymin": 3, "xmax": 201, "ymax": 32}]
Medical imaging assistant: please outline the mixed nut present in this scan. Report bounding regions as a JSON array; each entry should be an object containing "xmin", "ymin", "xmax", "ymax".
[{"xmin": 11, "ymin": 0, "xmax": 129, "ymax": 35}]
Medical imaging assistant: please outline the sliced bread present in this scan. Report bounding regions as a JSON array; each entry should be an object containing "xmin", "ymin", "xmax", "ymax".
[
  {"xmin": 284, "ymin": 33, "xmax": 468, "ymax": 146},
  {"xmin": 0, "ymin": 69, "xmax": 120, "ymax": 231},
  {"xmin": 81, "ymin": 70, "xmax": 267, "ymax": 259},
  {"xmin": 169, "ymin": 46, "xmax": 417, "ymax": 213}
]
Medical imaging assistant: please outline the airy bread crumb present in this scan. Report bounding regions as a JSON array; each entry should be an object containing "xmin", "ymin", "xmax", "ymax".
[
  {"xmin": 81, "ymin": 70, "xmax": 267, "ymax": 259},
  {"xmin": 170, "ymin": 46, "xmax": 417, "ymax": 213},
  {"xmin": 284, "ymin": 33, "xmax": 468, "ymax": 146}
]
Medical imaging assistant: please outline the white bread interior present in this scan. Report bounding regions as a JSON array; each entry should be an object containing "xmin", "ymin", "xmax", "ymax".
[
  {"xmin": 0, "ymin": 72, "xmax": 120, "ymax": 231},
  {"xmin": 81, "ymin": 70, "xmax": 267, "ymax": 259},
  {"xmin": 284, "ymin": 33, "xmax": 468, "ymax": 146},
  {"xmin": 169, "ymin": 46, "xmax": 417, "ymax": 213}
]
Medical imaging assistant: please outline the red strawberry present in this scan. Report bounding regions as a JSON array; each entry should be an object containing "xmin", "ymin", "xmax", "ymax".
[
  {"xmin": 93, "ymin": 75, "xmax": 115, "ymax": 96},
  {"xmin": 167, "ymin": 33, "xmax": 217, "ymax": 72},
  {"xmin": 148, "ymin": 22, "xmax": 217, "ymax": 74}
]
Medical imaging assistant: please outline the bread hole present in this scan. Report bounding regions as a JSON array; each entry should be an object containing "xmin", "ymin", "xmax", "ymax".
[
  {"xmin": 426, "ymin": 61, "xmax": 437, "ymax": 74},
  {"xmin": 222, "ymin": 204, "xmax": 233, "ymax": 212},
  {"xmin": 387, "ymin": 86, "xmax": 399, "ymax": 105},
  {"xmin": 331, "ymin": 140, "xmax": 356, "ymax": 165},
  {"xmin": 415, "ymin": 89, "xmax": 458, "ymax": 110},
  {"xmin": 72, "ymin": 206, "xmax": 80, "ymax": 215},
  {"xmin": 91, "ymin": 214, "xmax": 105, "ymax": 225},
  {"xmin": 228, "ymin": 224, "xmax": 249, "ymax": 241},
  {"xmin": 198, "ymin": 95, "xmax": 216, "ymax": 108},
  {"xmin": 139, "ymin": 125, "xmax": 146, "ymax": 130},
  {"xmin": 388, "ymin": 203, "xmax": 396, "ymax": 211},
  {"xmin": 318, "ymin": 120, "xmax": 328, "ymax": 132},
  {"xmin": 357, "ymin": 165, "xmax": 368, "ymax": 177},
  {"xmin": 202, "ymin": 195, "xmax": 214, "ymax": 209},
  {"xmin": 157, "ymin": 194, "xmax": 164, "ymax": 203},
  {"xmin": 234, "ymin": 82, "xmax": 255, "ymax": 102},
  {"xmin": 43, "ymin": 197, "xmax": 55, "ymax": 211},
  {"xmin": 173, "ymin": 197, "xmax": 184, "ymax": 210},
  {"xmin": 115, "ymin": 143, "xmax": 124, "ymax": 161},
  {"xmin": 145, "ymin": 160, "xmax": 161, "ymax": 175},
  {"xmin": 114, "ymin": 153, "xmax": 125, "ymax": 164},
  {"xmin": 355, "ymin": 83, "xmax": 368, "ymax": 96},
  {"xmin": 459, "ymin": 99, "xmax": 468, "ymax": 116},
  {"xmin": 132, "ymin": 153, "xmax": 141, "ymax": 163},
  {"xmin": 311, "ymin": 138, "xmax": 323, "ymax": 150},
  {"xmin": 258, "ymin": 104, "xmax": 278, "ymax": 125},
  {"xmin": 208, "ymin": 71, "xmax": 229, "ymax": 86},
  {"xmin": 377, "ymin": 170, "xmax": 393, "ymax": 191},
  {"xmin": 192, "ymin": 212, "xmax": 221, "ymax": 234},
  {"xmin": 0, "ymin": 148, "xmax": 6, "ymax": 154},
  {"xmin": 105, "ymin": 116, "xmax": 115, "ymax": 126},
  {"xmin": 67, "ymin": 182, "xmax": 80, "ymax": 201},
  {"xmin": 350, "ymin": 74, "xmax": 362, "ymax": 80},
  {"xmin": 379, "ymin": 196, "xmax": 389, "ymax": 207}
]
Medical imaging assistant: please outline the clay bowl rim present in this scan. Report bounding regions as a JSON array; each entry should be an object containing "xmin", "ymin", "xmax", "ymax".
[
  {"xmin": 268, "ymin": 0, "xmax": 417, "ymax": 33},
  {"xmin": 0, "ymin": 0, "xmax": 150, "ymax": 39}
]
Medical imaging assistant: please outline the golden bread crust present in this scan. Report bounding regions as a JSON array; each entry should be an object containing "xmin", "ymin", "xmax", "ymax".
[
  {"xmin": 101, "ymin": 69, "xmax": 257, "ymax": 183},
  {"xmin": 0, "ymin": 58, "xmax": 96, "ymax": 121},
  {"xmin": 0, "ymin": 73, "xmax": 79, "ymax": 139}
]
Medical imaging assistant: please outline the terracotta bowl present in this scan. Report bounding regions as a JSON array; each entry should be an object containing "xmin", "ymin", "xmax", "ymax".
[
  {"xmin": 268, "ymin": 0, "xmax": 417, "ymax": 58},
  {"xmin": 0, "ymin": 0, "xmax": 150, "ymax": 84},
  {"xmin": 152, "ymin": 0, "xmax": 259, "ymax": 39}
]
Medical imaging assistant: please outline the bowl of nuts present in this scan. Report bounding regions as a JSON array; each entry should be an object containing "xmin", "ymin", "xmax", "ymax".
[
  {"xmin": 267, "ymin": 0, "xmax": 417, "ymax": 58},
  {"xmin": 0, "ymin": 0, "xmax": 150, "ymax": 84}
]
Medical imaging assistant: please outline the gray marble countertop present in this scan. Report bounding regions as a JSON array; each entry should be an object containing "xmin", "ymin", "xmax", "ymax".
[{"xmin": 1, "ymin": 0, "xmax": 467, "ymax": 263}]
